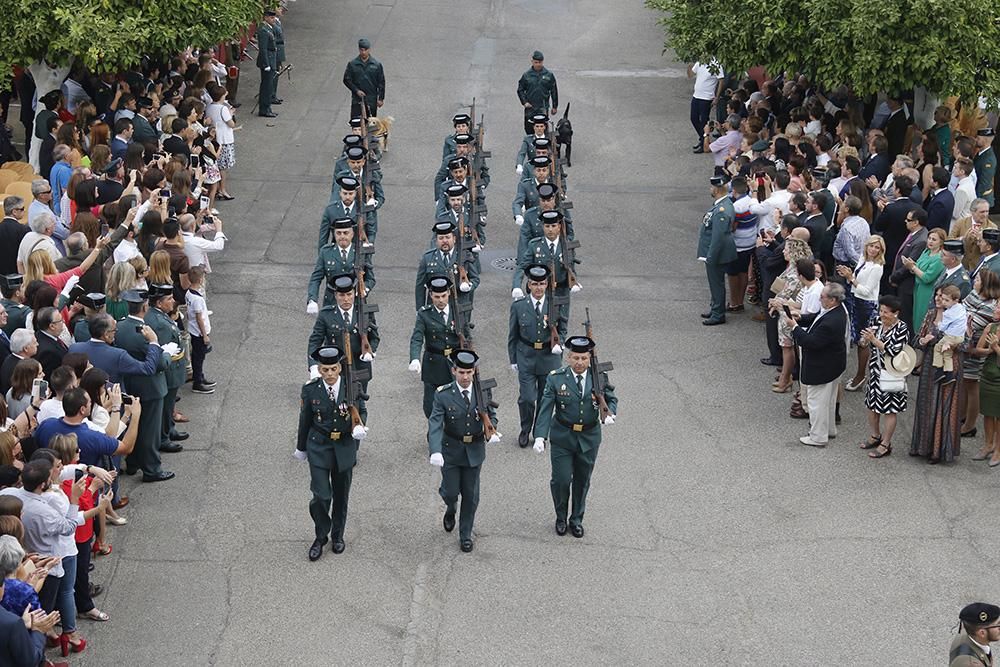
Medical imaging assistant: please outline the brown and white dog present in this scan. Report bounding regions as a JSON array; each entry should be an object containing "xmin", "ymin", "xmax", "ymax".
[{"xmin": 368, "ymin": 115, "xmax": 394, "ymax": 153}]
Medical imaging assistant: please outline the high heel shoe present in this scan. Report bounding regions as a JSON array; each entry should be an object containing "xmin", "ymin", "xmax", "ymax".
[
  {"xmin": 772, "ymin": 383, "xmax": 792, "ymax": 393},
  {"xmin": 59, "ymin": 633, "xmax": 87, "ymax": 656},
  {"xmin": 973, "ymin": 446, "xmax": 994, "ymax": 461},
  {"xmin": 961, "ymin": 427, "xmax": 978, "ymax": 438}
]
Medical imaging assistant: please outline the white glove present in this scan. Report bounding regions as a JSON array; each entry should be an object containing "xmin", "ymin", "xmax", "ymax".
[
  {"xmin": 533, "ymin": 438, "xmax": 545, "ymax": 453},
  {"xmin": 516, "ymin": 164, "xmax": 523, "ymax": 175},
  {"xmin": 511, "ymin": 287, "xmax": 524, "ymax": 299},
  {"xmin": 292, "ymin": 449, "xmax": 307, "ymax": 461},
  {"xmin": 551, "ymin": 344, "xmax": 563, "ymax": 355},
  {"xmin": 603, "ymin": 415, "xmax": 616, "ymax": 425},
  {"xmin": 408, "ymin": 359, "xmax": 421, "ymax": 373},
  {"xmin": 60, "ymin": 275, "xmax": 81, "ymax": 297},
  {"xmin": 471, "ymin": 244, "xmax": 481, "ymax": 253},
  {"xmin": 459, "ymin": 281, "xmax": 471, "ymax": 293},
  {"xmin": 514, "ymin": 215, "xmax": 524, "ymax": 226},
  {"xmin": 488, "ymin": 433, "xmax": 501, "ymax": 444},
  {"xmin": 360, "ymin": 352, "xmax": 374, "ymax": 362},
  {"xmin": 309, "ymin": 365, "xmax": 320, "ymax": 380},
  {"xmin": 306, "ymin": 300, "xmax": 319, "ymax": 315},
  {"xmin": 161, "ymin": 342, "xmax": 181, "ymax": 356},
  {"xmin": 264, "ymin": 67, "xmax": 271, "ymax": 72},
  {"xmin": 429, "ymin": 453, "xmax": 444, "ymax": 467},
  {"xmin": 510, "ymin": 364, "xmax": 518, "ymax": 372},
  {"xmin": 366, "ymin": 198, "xmax": 377, "ymax": 207},
  {"xmin": 570, "ymin": 283, "xmax": 583, "ymax": 293},
  {"xmin": 352, "ymin": 424, "xmax": 368, "ymax": 440}
]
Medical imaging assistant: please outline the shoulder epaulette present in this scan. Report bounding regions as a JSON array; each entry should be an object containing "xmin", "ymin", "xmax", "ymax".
[
  {"xmin": 419, "ymin": 305, "xmax": 432, "ymax": 312},
  {"xmin": 549, "ymin": 369, "xmax": 560, "ymax": 375},
  {"xmin": 437, "ymin": 382, "xmax": 453, "ymax": 392}
]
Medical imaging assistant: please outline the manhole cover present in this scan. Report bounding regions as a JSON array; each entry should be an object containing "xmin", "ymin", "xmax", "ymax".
[{"xmin": 491, "ymin": 256, "xmax": 517, "ymax": 271}]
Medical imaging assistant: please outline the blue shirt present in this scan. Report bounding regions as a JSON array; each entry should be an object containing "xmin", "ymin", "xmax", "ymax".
[
  {"xmin": 49, "ymin": 161, "xmax": 72, "ymax": 216},
  {"xmin": 1, "ymin": 578, "xmax": 41, "ymax": 616},
  {"xmin": 34, "ymin": 419, "xmax": 118, "ymax": 465},
  {"xmin": 939, "ymin": 303, "xmax": 968, "ymax": 338}
]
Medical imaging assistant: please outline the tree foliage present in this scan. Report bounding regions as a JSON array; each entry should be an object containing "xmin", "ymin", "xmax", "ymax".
[
  {"xmin": 0, "ymin": 0, "xmax": 265, "ymax": 73},
  {"xmin": 645, "ymin": 0, "xmax": 1000, "ymax": 105}
]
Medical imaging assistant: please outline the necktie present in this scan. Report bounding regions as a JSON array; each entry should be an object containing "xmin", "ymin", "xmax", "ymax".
[
  {"xmin": 0, "ymin": 331, "xmax": 8, "ymax": 346},
  {"xmin": 327, "ymin": 383, "xmax": 336, "ymax": 402},
  {"xmin": 576, "ymin": 374, "xmax": 583, "ymax": 393},
  {"xmin": 439, "ymin": 309, "xmax": 447, "ymax": 324},
  {"xmin": 443, "ymin": 252, "xmax": 451, "ymax": 266},
  {"xmin": 535, "ymin": 300, "xmax": 542, "ymax": 318},
  {"xmin": 343, "ymin": 310, "xmax": 351, "ymax": 326},
  {"xmin": 341, "ymin": 248, "xmax": 348, "ymax": 262},
  {"xmin": 549, "ymin": 241, "xmax": 556, "ymax": 256},
  {"xmin": 462, "ymin": 389, "xmax": 470, "ymax": 408}
]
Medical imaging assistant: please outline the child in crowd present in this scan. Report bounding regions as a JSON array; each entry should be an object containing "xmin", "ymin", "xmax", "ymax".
[
  {"xmin": 932, "ymin": 285, "xmax": 967, "ymax": 385},
  {"xmin": 185, "ymin": 266, "xmax": 216, "ymax": 394}
]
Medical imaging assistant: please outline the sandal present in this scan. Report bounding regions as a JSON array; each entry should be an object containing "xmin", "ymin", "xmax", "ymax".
[
  {"xmin": 860, "ymin": 434, "xmax": 882, "ymax": 450},
  {"xmin": 107, "ymin": 516, "xmax": 128, "ymax": 526},
  {"xmin": 869, "ymin": 443, "xmax": 892, "ymax": 458},
  {"xmin": 92, "ymin": 542, "xmax": 112, "ymax": 556},
  {"xmin": 844, "ymin": 377, "xmax": 866, "ymax": 391},
  {"xmin": 81, "ymin": 608, "xmax": 110, "ymax": 622},
  {"xmin": 173, "ymin": 411, "xmax": 189, "ymax": 423},
  {"xmin": 772, "ymin": 383, "xmax": 792, "ymax": 393}
]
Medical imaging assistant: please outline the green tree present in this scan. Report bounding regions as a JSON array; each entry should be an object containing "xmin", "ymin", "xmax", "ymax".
[{"xmin": 645, "ymin": 0, "xmax": 1000, "ymax": 105}]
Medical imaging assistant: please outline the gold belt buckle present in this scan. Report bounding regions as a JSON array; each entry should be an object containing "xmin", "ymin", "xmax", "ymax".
[
  {"xmin": 462, "ymin": 435, "xmax": 473, "ymax": 443},
  {"xmin": 330, "ymin": 432, "xmax": 341, "ymax": 440},
  {"xmin": 443, "ymin": 347, "xmax": 452, "ymax": 356},
  {"xmin": 533, "ymin": 342, "xmax": 543, "ymax": 349},
  {"xmin": 572, "ymin": 424, "xmax": 584, "ymax": 432}
]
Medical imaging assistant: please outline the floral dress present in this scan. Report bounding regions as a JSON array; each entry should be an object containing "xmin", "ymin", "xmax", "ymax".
[{"xmin": 775, "ymin": 264, "xmax": 803, "ymax": 347}]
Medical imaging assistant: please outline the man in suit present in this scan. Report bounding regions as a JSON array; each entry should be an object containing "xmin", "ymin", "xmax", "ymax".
[
  {"xmin": 427, "ymin": 349, "xmax": 499, "ymax": 553},
  {"xmin": 307, "ymin": 217, "xmax": 375, "ymax": 312},
  {"xmin": 294, "ymin": 346, "xmax": 368, "ymax": 560},
  {"xmin": 145, "ymin": 285, "xmax": 187, "ymax": 454},
  {"xmin": 67, "ymin": 312, "xmax": 161, "ymax": 382},
  {"xmin": 409, "ymin": 276, "xmax": 463, "ymax": 418},
  {"xmin": 532, "ymin": 335, "xmax": 617, "ymax": 538},
  {"xmin": 256, "ymin": 10, "xmax": 279, "ymax": 118},
  {"xmin": 509, "ymin": 265, "xmax": 568, "ymax": 448},
  {"xmin": 934, "ymin": 239, "xmax": 973, "ymax": 300},
  {"xmin": 0, "ymin": 328, "xmax": 35, "ymax": 395},
  {"xmin": 873, "ymin": 174, "xmax": 920, "ymax": 293},
  {"xmin": 858, "ymin": 134, "xmax": 891, "ymax": 185},
  {"xmin": 109, "ymin": 117, "xmax": 132, "ymax": 161},
  {"xmin": 974, "ymin": 127, "xmax": 996, "ymax": 208},
  {"xmin": 888, "ymin": 208, "xmax": 929, "ymax": 327},
  {"xmin": 926, "ymin": 166, "xmax": 956, "ymax": 230},
  {"xmin": 785, "ymin": 283, "xmax": 848, "ymax": 447},
  {"xmin": 950, "ymin": 602, "xmax": 1000, "ymax": 666},
  {"xmin": 836, "ymin": 155, "xmax": 861, "ymax": 199},
  {"xmin": 883, "ymin": 97, "xmax": 910, "ymax": 158},
  {"xmin": 130, "ymin": 97, "xmax": 158, "ymax": 145},
  {"xmin": 0, "ymin": 197, "xmax": 27, "ymax": 275},
  {"xmin": 801, "ymin": 191, "xmax": 829, "ymax": 259},
  {"xmin": 32, "ymin": 307, "xmax": 67, "ymax": 380},
  {"xmin": 698, "ymin": 175, "xmax": 737, "ymax": 325},
  {"xmin": 38, "ymin": 115, "xmax": 60, "ymax": 181}
]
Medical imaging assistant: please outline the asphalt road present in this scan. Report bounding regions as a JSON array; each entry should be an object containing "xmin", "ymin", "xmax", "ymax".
[{"xmin": 74, "ymin": 0, "xmax": 997, "ymax": 665}]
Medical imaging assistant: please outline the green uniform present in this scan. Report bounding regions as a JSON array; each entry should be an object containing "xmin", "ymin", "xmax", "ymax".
[
  {"xmin": 72, "ymin": 318, "xmax": 91, "ymax": 343},
  {"xmin": 342, "ymin": 54, "xmax": 385, "ymax": 118},
  {"xmin": 508, "ymin": 295, "xmax": 566, "ymax": 443},
  {"xmin": 145, "ymin": 306, "xmax": 186, "ymax": 448},
  {"xmin": 517, "ymin": 66, "xmax": 558, "ymax": 132},
  {"xmin": 517, "ymin": 236, "xmax": 577, "ymax": 321},
  {"xmin": 307, "ymin": 305, "xmax": 379, "ymax": 422},
  {"xmin": 318, "ymin": 200, "xmax": 359, "ymax": 250},
  {"xmin": 697, "ymin": 197, "xmax": 737, "ymax": 321},
  {"xmin": 415, "ymin": 247, "xmax": 479, "ymax": 318},
  {"xmin": 516, "ymin": 133, "xmax": 547, "ymax": 166},
  {"xmin": 1, "ymin": 298, "xmax": 29, "ymax": 336},
  {"xmin": 428, "ymin": 381, "xmax": 497, "ymax": 541},
  {"xmin": 307, "ymin": 244, "xmax": 375, "ymax": 306},
  {"xmin": 949, "ymin": 632, "xmax": 992, "ymax": 666},
  {"xmin": 533, "ymin": 367, "xmax": 617, "ymax": 528},
  {"xmin": 410, "ymin": 305, "xmax": 462, "ymax": 417},
  {"xmin": 272, "ymin": 18, "xmax": 285, "ymax": 100},
  {"xmin": 435, "ymin": 203, "xmax": 487, "ymax": 251},
  {"xmin": 296, "ymin": 377, "xmax": 359, "ymax": 543},
  {"xmin": 933, "ymin": 266, "xmax": 972, "ymax": 300},
  {"xmin": 115, "ymin": 316, "xmax": 168, "ymax": 477},
  {"xmin": 517, "ymin": 206, "xmax": 574, "ymax": 260},
  {"xmin": 435, "ymin": 178, "xmax": 487, "ymax": 219},
  {"xmin": 255, "ymin": 22, "xmax": 277, "ymax": 116},
  {"xmin": 434, "ymin": 153, "xmax": 490, "ymax": 203},
  {"xmin": 974, "ymin": 147, "xmax": 996, "ymax": 207},
  {"xmin": 331, "ymin": 167, "xmax": 384, "ymax": 240},
  {"xmin": 971, "ymin": 253, "xmax": 1000, "ymax": 282},
  {"xmin": 512, "ymin": 177, "xmax": 546, "ymax": 218}
]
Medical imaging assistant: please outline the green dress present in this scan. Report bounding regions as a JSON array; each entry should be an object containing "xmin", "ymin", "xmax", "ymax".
[
  {"xmin": 980, "ymin": 324, "xmax": 1000, "ymax": 417},
  {"xmin": 912, "ymin": 249, "xmax": 943, "ymax": 332}
]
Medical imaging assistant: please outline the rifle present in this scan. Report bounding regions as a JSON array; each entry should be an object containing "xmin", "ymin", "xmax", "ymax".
[
  {"xmin": 449, "ymin": 283, "xmax": 498, "ymax": 440},
  {"xmin": 454, "ymin": 199, "xmax": 473, "ymax": 287},
  {"xmin": 468, "ymin": 114, "xmax": 490, "ymax": 247},
  {"xmin": 551, "ymin": 156, "xmax": 579, "ymax": 289},
  {"xmin": 546, "ymin": 259, "xmax": 569, "ymax": 350},
  {"xmin": 356, "ymin": 103, "xmax": 374, "ymax": 246},
  {"xmin": 582, "ymin": 308, "xmax": 614, "ymax": 422},
  {"xmin": 340, "ymin": 329, "xmax": 371, "ymax": 430},
  {"xmin": 352, "ymin": 219, "xmax": 377, "ymax": 357}
]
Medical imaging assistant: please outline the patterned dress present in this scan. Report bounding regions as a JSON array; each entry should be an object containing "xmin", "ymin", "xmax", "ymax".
[
  {"xmin": 864, "ymin": 320, "xmax": 910, "ymax": 414},
  {"xmin": 775, "ymin": 264, "xmax": 804, "ymax": 347},
  {"xmin": 909, "ymin": 306, "xmax": 964, "ymax": 462},
  {"xmin": 961, "ymin": 292, "xmax": 996, "ymax": 380}
]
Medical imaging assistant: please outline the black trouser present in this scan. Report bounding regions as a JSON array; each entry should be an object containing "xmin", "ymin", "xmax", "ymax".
[
  {"xmin": 272, "ymin": 61, "xmax": 283, "ymax": 100},
  {"xmin": 258, "ymin": 67, "xmax": 274, "ymax": 114},
  {"xmin": 126, "ymin": 396, "xmax": 164, "ymax": 476},
  {"xmin": 39, "ymin": 572, "xmax": 61, "ymax": 612},
  {"xmin": 191, "ymin": 334, "xmax": 209, "ymax": 384},
  {"xmin": 440, "ymin": 462, "xmax": 481, "ymax": 541},
  {"xmin": 350, "ymin": 97, "xmax": 377, "ymax": 119},
  {"xmin": 690, "ymin": 97, "xmax": 713, "ymax": 142},
  {"xmin": 75, "ymin": 537, "xmax": 95, "ymax": 614},
  {"xmin": 309, "ymin": 459, "xmax": 353, "ymax": 541},
  {"xmin": 160, "ymin": 386, "xmax": 179, "ymax": 445}
]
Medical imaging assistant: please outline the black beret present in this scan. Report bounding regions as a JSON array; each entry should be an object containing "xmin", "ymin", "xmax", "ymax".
[
  {"xmin": 532, "ymin": 50, "xmax": 544, "ymax": 61},
  {"xmin": 960, "ymin": 603, "xmax": 1000, "ymax": 625},
  {"xmin": 433, "ymin": 221, "xmax": 456, "ymax": 235}
]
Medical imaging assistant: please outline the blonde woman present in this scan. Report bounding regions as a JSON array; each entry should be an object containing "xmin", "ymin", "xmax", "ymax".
[
  {"xmin": 126, "ymin": 254, "xmax": 149, "ymax": 290},
  {"xmin": 767, "ymin": 237, "xmax": 813, "ymax": 392},
  {"xmin": 24, "ymin": 238, "xmax": 107, "ymax": 290},
  {"xmin": 839, "ymin": 235, "xmax": 886, "ymax": 390},
  {"xmin": 104, "ymin": 262, "xmax": 138, "ymax": 320},
  {"xmin": 147, "ymin": 249, "xmax": 172, "ymax": 285}
]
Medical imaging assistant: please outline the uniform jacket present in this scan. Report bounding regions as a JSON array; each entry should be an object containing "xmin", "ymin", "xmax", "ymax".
[
  {"xmin": 307, "ymin": 243, "xmax": 375, "ymax": 304},
  {"xmin": 34, "ymin": 330, "xmax": 67, "ymax": 380},
  {"xmin": 516, "ymin": 133, "xmax": 546, "ymax": 166},
  {"xmin": 949, "ymin": 633, "xmax": 993, "ymax": 667},
  {"xmin": 533, "ymin": 366, "xmax": 617, "ymax": 461},
  {"xmin": 0, "ymin": 299, "xmax": 29, "ymax": 336},
  {"xmin": 332, "ymin": 166, "xmax": 385, "ymax": 213},
  {"xmin": 971, "ymin": 253, "xmax": 1000, "ymax": 280},
  {"xmin": 66, "ymin": 338, "xmax": 160, "ymax": 384},
  {"xmin": 273, "ymin": 19, "xmax": 286, "ymax": 62},
  {"xmin": 934, "ymin": 265, "xmax": 973, "ymax": 300},
  {"xmin": 520, "ymin": 236, "xmax": 577, "ymax": 288},
  {"xmin": 409, "ymin": 305, "xmax": 462, "ymax": 387},
  {"xmin": 415, "ymin": 247, "xmax": 479, "ymax": 309},
  {"xmin": 427, "ymin": 381, "xmax": 497, "ymax": 467},
  {"xmin": 507, "ymin": 295, "xmax": 566, "ymax": 374},
  {"xmin": 131, "ymin": 114, "xmax": 158, "ymax": 145},
  {"xmin": 791, "ymin": 306, "xmax": 848, "ymax": 385},
  {"xmin": 307, "ymin": 305, "xmax": 380, "ymax": 373},
  {"xmin": 858, "ymin": 152, "xmax": 891, "ymax": 185},
  {"xmin": 144, "ymin": 307, "xmax": 185, "ymax": 389},
  {"xmin": 975, "ymin": 147, "xmax": 996, "ymax": 205},
  {"xmin": 435, "ymin": 177, "xmax": 487, "ymax": 218},
  {"xmin": 435, "ymin": 203, "xmax": 487, "ymax": 247},
  {"xmin": 0, "ymin": 217, "xmax": 27, "ymax": 275},
  {"xmin": 296, "ymin": 378, "xmax": 359, "ymax": 472},
  {"xmin": 435, "ymin": 152, "xmax": 490, "ymax": 202},
  {"xmin": 512, "ymin": 177, "xmax": 544, "ymax": 218},
  {"xmin": 518, "ymin": 206, "xmax": 574, "ymax": 260},
  {"xmin": 319, "ymin": 200, "xmax": 359, "ymax": 249},
  {"xmin": 517, "ymin": 66, "xmax": 558, "ymax": 112},
  {"xmin": 114, "ymin": 315, "xmax": 167, "ymax": 400},
  {"xmin": 697, "ymin": 197, "xmax": 738, "ymax": 265},
  {"xmin": 342, "ymin": 55, "xmax": 385, "ymax": 101},
  {"xmin": 256, "ymin": 23, "xmax": 277, "ymax": 70}
]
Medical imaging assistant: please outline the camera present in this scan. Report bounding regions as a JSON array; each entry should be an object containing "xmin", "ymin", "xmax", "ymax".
[{"xmin": 122, "ymin": 394, "xmax": 134, "ymax": 406}]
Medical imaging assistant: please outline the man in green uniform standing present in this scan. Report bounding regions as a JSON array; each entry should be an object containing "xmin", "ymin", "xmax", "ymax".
[
  {"xmin": 512, "ymin": 156, "xmax": 550, "ymax": 225},
  {"xmin": 698, "ymin": 175, "xmax": 737, "ymax": 326},
  {"xmin": 533, "ymin": 335, "xmax": 617, "ymax": 537},
  {"xmin": 115, "ymin": 290, "xmax": 174, "ymax": 482},
  {"xmin": 271, "ymin": 6, "xmax": 286, "ymax": 105},
  {"xmin": 255, "ymin": 11, "xmax": 278, "ymax": 118},
  {"xmin": 145, "ymin": 284, "xmax": 187, "ymax": 454},
  {"xmin": 949, "ymin": 602, "xmax": 1000, "ymax": 666},
  {"xmin": 974, "ymin": 127, "xmax": 996, "ymax": 209},
  {"xmin": 517, "ymin": 51, "xmax": 558, "ymax": 135},
  {"xmin": 427, "ymin": 349, "xmax": 500, "ymax": 553},
  {"xmin": 409, "ymin": 276, "xmax": 462, "ymax": 418},
  {"xmin": 294, "ymin": 346, "xmax": 369, "ymax": 561},
  {"xmin": 0, "ymin": 274, "xmax": 29, "ymax": 336},
  {"xmin": 509, "ymin": 265, "xmax": 567, "ymax": 448},
  {"xmin": 334, "ymin": 147, "xmax": 385, "ymax": 241},
  {"xmin": 343, "ymin": 38, "xmax": 385, "ymax": 119}
]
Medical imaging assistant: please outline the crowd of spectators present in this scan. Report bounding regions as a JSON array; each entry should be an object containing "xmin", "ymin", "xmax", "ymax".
[
  {"xmin": 688, "ymin": 66, "xmax": 1000, "ymax": 462},
  {"xmin": 0, "ymin": 35, "xmax": 242, "ymax": 667}
]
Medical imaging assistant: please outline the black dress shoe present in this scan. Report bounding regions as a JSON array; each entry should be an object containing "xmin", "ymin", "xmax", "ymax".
[
  {"xmin": 169, "ymin": 431, "xmax": 189, "ymax": 441},
  {"xmin": 271, "ymin": 98, "xmax": 283, "ymax": 104},
  {"xmin": 159, "ymin": 442, "xmax": 183, "ymax": 453},
  {"xmin": 308, "ymin": 538, "xmax": 327, "ymax": 561},
  {"xmin": 555, "ymin": 519, "xmax": 567, "ymax": 536},
  {"xmin": 700, "ymin": 312, "xmax": 712, "ymax": 319},
  {"xmin": 123, "ymin": 467, "xmax": 139, "ymax": 476},
  {"xmin": 460, "ymin": 539, "xmax": 474, "ymax": 553},
  {"xmin": 259, "ymin": 111, "xmax": 278, "ymax": 118},
  {"xmin": 692, "ymin": 146, "xmax": 705, "ymax": 154},
  {"xmin": 443, "ymin": 511, "xmax": 456, "ymax": 533},
  {"xmin": 331, "ymin": 538, "xmax": 345, "ymax": 554},
  {"xmin": 231, "ymin": 102, "xmax": 242, "ymax": 109},
  {"xmin": 760, "ymin": 357, "xmax": 782, "ymax": 366},
  {"xmin": 142, "ymin": 470, "xmax": 175, "ymax": 483},
  {"xmin": 702, "ymin": 318, "xmax": 726, "ymax": 326},
  {"xmin": 517, "ymin": 432, "xmax": 529, "ymax": 448},
  {"xmin": 570, "ymin": 524, "xmax": 585, "ymax": 538}
]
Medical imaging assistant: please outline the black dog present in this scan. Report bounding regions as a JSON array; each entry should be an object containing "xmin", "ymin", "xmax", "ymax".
[{"xmin": 555, "ymin": 103, "xmax": 573, "ymax": 167}]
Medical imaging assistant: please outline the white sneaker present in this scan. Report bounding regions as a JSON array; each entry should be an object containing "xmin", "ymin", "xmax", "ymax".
[{"xmin": 799, "ymin": 436, "xmax": 827, "ymax": 447}]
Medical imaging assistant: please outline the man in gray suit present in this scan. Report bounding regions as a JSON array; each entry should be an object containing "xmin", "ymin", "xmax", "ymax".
[{"xmin": 887, "ymin": 208, "xmax": 928, "ymax": 329}]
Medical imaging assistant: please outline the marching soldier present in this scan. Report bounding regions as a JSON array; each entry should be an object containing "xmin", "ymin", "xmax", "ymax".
[
  {"xmin": 427, "ymin": 349, "xmax": 500, "ymax": 553},
  {"xmin": 508, "ymin": 265, "xmax": 566, "ymax": 447},
  {"xmin": 950, "ymin": 602, "xmax": 1000, "ymax": 666},
  {"xmin": 437, "ymin": 183, "xmax": 486, "ymax": 251},
  {"xmin": 443, "ymin": 113, "xmax": 472, "ymax": 159},
  {"xmin": 255, "ymin": 11, "xmax": 278, "ymax": 118},
  {"xmin": 435, "ymin": 133, "xmax": 490, "ymax": 204},
  {"xmin": 333, "ymin": 131, "xmax": 380, "ymax": 192},
  {"xmin": 512, "ymin": 155, "xmax": 550, "ymax": 225},
  {"xmin": 294, "ymin": 346, "xmax": 369, "ymax": 561},
  {"xmin": 517, "ymin": 210, "xmax": 581, "ymax": 319},
  {"xmin": 516, "ymin": 114, "xmax": 550, "ymax": 173},
  {"xmin": 334, "ymin": 145, "xmax": 385, "ymax": 242},
  {"xmin": 517, "ymin": 50, "xmax": 558, "ymax": 135},
  {"xmin": 698, "ymin": 175, "xmax": 737, "ymax": 326},
  {"xmin": 308, "ymin": 217, "xmax": 375, "ymax": 312},
  {"xmin": 530, "ymin": 138, "xmax": 568, "ymax": 191},
  {"xmin": 415, "ymin": 221, "xmax": 479, "ymax": 310},
  {"xmin": 515, "ymin": 183, "xmax": 574, "ymax": 268},
  {"xmin": 409, "ymin": 275, "xmax": 462, "ymax": 418},
  {"xmin": 0, "ymin": 274, "xmax": 29, "ymax": 336},
  {"xmin": 308, "ymin": 274, "xmax": 379, "ymax": 421},
  {"xmin": 342, "ymin": 37, "xmax": 385, "ymax": 119},
  {"xmin": 435, "ymin": 156, "xmax": 487, "ymax": 220},
  {"xmin": 145, "ymin": 284, "xmax": 187, "ymax": 454},
  {"xmin": 321, "ymin": 176, "xmax": 361, "ymax": 249},
  {"xmin": 533, "ymin": 335, "xmax": 617, "ymax": 538}
]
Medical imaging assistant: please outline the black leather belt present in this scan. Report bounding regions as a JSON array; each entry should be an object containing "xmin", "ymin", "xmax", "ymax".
[
  {"xmin": 426, "ymin": 345, "xmax": 455, "ymax": 356},
  {"xmin": 556, "ymin": 417, "xmax": 598, "ymax": 432},
  {"xmin": 445, "ymin": 430, "xmax": 484, "ymax": 444},
  {"xmin": 519, "ymin": 336, "xmax": 546, "ymax": 350},
  {"xmin": 316, "ymin": 429, "xmax": 345, "ymax": 440}
]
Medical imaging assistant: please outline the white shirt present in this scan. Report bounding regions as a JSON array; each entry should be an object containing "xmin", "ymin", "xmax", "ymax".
[
  {"xmin": 804, "ymin": 119, "xmax": 823, "ymax": 135},
  {"xmin": 750, "ymin": 188, "xmax": 793, "ymax": 219},
  {"xmin": 827, "ymin": 176, "xmax": 848, "ymax": 195},
  {"xmin": 186, "ymin": 289, "xmax": 210, "ymax": 336},
  {"xmin": 952, "ymin": 176, "xmax": 977, "ymax": 224},
  {"xmin": 530, "ymin": 295, "xmax": 545, "ymax": 312},
  {"xmin": 571, "ymin": 369, "xmax": 588, "ymax": 391},
  {"xmin": 113, "ymin": 237, "xmax": 141, "ymax": 263},
  {"xmin": 17, "ymin": 231, "xmax": 61, "ymax": 267},
  {"xmin": 691, "ymin": 61, "xmax": 723, "ymax": 101},
  {"xmin": 799, "ymin": 280, "xmax": 824, "ymax": 315},
  {"xmin": 323, "ymin": 377, "xmax": 342, "ymax": 401},
  {"xmin": 181, "ymin": 230, "xmax": 227, "ymax": 273},
  {"xmin": 206, "ymin": 103, "xmax": 234, "ymax": 145}
]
